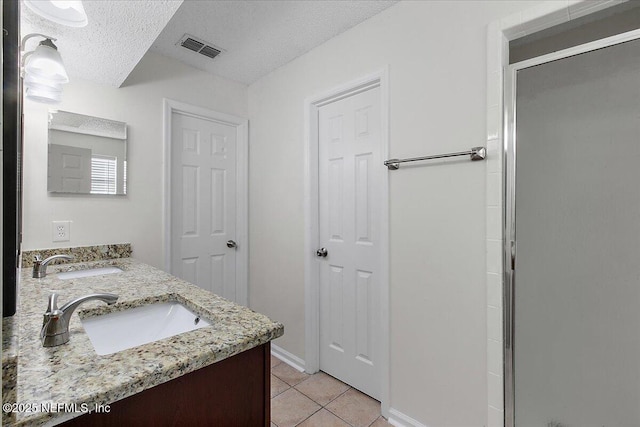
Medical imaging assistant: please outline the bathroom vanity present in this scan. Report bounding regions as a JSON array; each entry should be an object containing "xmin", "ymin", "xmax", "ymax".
[{"xmin": 2, "ymin": 256, "xmax": 283, "ymax": 426}]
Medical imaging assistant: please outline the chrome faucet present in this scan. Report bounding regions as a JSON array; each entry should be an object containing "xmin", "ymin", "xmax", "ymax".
[
  {"xmin": 32, "ymin": 254, "xmax": 74, "ymax": 278},
  {"xmin": 41, "ymin": 292, "xmax": 118, "ymax": 347}
]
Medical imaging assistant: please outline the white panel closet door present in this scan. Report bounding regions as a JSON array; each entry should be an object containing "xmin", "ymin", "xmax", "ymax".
[
  {"xmin": 318, "ymin": 86, "xmax": 382, "ymax": 399},
  {"xmin": 47, "ymin": 144, "xmax": 91, "ymax": 193},
  {"xmin": 171, "ymin": 112, "xmax": 238, "ymax": 302}
]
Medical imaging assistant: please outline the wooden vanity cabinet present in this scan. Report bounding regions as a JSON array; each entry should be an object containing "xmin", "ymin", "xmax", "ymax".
[{"xmin": 60, "ymin": 343, "xmax": 270, "ymax": 427}]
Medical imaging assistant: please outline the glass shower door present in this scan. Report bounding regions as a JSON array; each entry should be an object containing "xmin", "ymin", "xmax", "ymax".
[{"xmin": 513, "ymin": 38, "xmax": 640, "ymax": 427}]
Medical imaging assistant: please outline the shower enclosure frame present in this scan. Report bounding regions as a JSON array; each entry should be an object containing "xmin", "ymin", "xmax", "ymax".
[{"xmin": 503, "ymin": 27, "xmax": 640, "ymax": 427}]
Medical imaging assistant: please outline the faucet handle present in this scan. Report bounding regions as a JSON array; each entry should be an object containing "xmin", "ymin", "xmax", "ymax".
[
  {"xmin": 43, "ymin": 294, "xmax": 62, "ymax": 324},
  {"xmin": 34, "ymin": 254, "xmax": 42, "ymax": 263},
  {"xmin": 41, "ymin": 293, "xmax": 67, "ymax": 346},
  {"xmin": 43, "ymin": 293, "xmax": 64, "ymax": 325},
  {"xmin": 47, "ymin": 293, "xmax": 59, "ymax": 313}
]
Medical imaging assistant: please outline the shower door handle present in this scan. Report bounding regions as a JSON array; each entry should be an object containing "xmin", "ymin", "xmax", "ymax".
[{"xmin": 510, "ymin": 240, "xmax": 516, "ymax": 271}]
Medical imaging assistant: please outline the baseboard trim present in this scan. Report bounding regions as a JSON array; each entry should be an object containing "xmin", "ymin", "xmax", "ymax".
[
  {"xmin": 271, "ymin": 344, "xmax": 306, "ymax": 372},
  {"xmin": 388, "ymin": 408, "xmax": 428, "ymax": 427}
]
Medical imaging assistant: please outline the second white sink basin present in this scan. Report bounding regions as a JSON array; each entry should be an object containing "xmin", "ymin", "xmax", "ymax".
[
  {"xmin": 81, "ymin": 301, "xmax": 211, "ymax": 355},
  {"xmin": 57, "ymin": 266, "xmax": 123, "ymax": 280}
]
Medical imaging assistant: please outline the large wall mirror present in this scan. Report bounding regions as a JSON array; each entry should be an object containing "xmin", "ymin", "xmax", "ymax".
[{"xmin": 48, "ymin": 110, "xmax": 127, "ymax": 195}]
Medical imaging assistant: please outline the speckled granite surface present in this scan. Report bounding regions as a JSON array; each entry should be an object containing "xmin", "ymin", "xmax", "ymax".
[
  {"xmin": 3, "ymin": 316, "xmax": 18, "ymax": 426},
  {"xmin": 5, "ymin": 258, "xmax": 283, "ymax": 426},
  {"xmin": 21, "ymin": 244, "xmax": 132, "ymax": 268}
]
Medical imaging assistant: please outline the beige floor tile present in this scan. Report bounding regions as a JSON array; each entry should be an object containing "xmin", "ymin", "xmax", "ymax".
[
  {"xmin": 271, "ymin": 355, "xmax": 283, "ymax": 368},
  {"xmin": 272, "ymin": 362, "xmax": 309, "ymax": 386},
  {"xmin": 325, "ymin": 389, "xmax": 381, "ymax": 427},
  {"xmin": 369, "ymin": 416, "xmax": 392, "ymax": 426},
  {"xmin": 271, "ymin": 374, "xmax": 290, "ymax": 398},
  {"xmin": 297, "ymin": 408, "xmax": 351, "ymax": 427},
  {"xmin": 271, "ymin": 423, "xmax": 277, "ymax": 427},
  {"xmin": 295, "ymin": 371, "xmax": 350, "ymax": 406},
  {"xmin": 271, "ymin": 388, "xmax": 321, "ymax": 427}
]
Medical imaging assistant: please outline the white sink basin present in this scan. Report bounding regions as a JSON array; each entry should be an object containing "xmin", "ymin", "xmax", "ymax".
[
  {"xmin": 81, "ymin": 301, "xmax": 211, "ymax": 355},
  {"xmin": 58, "ymin": 266, "xmax": 123, "ymax": 280}
]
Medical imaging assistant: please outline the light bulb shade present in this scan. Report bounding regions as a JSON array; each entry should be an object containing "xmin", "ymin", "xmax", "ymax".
[
  {"xmin": 24, "ymin": 43, "xmax": 69, "ymax": 83},
  {"xmin": 24, "ymin": 74, "xmax": 64, "ymax": 91},
  {"xmin": 24, "ymin": 85, "xmax": 63, "ymax": 104},
  {"xmin": 24, "ymin": 82, "xmax": 63, "ymax": 97},
  {"xmin": 23, "ymin": 0, "xmax": 88, "ymax": 28}
]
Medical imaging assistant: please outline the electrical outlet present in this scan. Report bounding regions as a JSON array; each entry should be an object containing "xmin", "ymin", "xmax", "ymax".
[{"xmin": 52, "ymin": 221, "xmax": 70, "ymax": 242}]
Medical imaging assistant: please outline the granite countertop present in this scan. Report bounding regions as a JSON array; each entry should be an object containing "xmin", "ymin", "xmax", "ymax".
[
  {"xmin": 3, "ymin": 315, "xmax": 19, "ymax": 422},
  {"xmin": 4, "ymin": 258, "xmax": 283, "ymax": 426}
]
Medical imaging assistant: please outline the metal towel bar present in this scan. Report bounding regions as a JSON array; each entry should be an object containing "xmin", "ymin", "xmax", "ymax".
[{"xmin": 384, "ymin": 146, "xmax": 486, "ymax": 170}]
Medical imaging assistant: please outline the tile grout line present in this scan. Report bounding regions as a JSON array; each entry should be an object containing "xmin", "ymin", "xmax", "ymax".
[
  {"xmin": 272, "ymin": 376, "xmax": 308, "ymax": 388},
  {"xmin": 271, "ymin": 365, "xmax": 388, "ymax": 426},
  {"xmin": 321, "ymin": 408, "xmax": 356, "ymax": 427},
  {"xmin": 270, "ymin": 368, "xmax": 294, "ymax": 399},
  {"xmin": 281, "ymin": 376, "xmax": 355, "ymax": 426},
  {"xmin": 294, "ymin": 385, "xmax": 386, "ymax": 427},
  {"xmin": 368, "ymin": 415, "xmax": 387, "ymax": 427},
  {"xmin": 293, "ymin": 407, "xmax": 324, "ymax": 427},
  {"xmin": 289, "ymin": 374, "xmax": 354, "ymax": 426},
  {"xmin": 271, "ymin": 385, "xmax": 290, "ymax": 399},
  {"xmin": 328, "ymin": 387, "xmax": 385, "ymax": 426},
  {"xmin": 293, "ymin": 382, "xmax": 352, "ymax": 407}
]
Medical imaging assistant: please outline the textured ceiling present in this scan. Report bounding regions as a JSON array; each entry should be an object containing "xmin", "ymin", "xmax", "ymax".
[
  {"xmin": 20, "ymin": 0, "xmax": 398, "ymax": 88},
  {"xmin": 150, "ymin": 0, "xmax": 398, "ymax": 84},
  {"xmin": 21, "ymin": 0, "xmax": 183, "ymax": 87}
]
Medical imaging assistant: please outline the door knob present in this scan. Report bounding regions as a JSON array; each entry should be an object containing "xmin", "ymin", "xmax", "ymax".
[
  {"xmin": 316, "ymin": 248, "xmax": 328, "ymax": 257},
  {"xmin": 226, "ymin": 240, "xmax": 237, "ymax": 249}
]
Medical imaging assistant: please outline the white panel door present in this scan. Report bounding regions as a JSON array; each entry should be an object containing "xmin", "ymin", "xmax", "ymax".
[
  {"xmin": 318, "ymin": 86, "xmax": 382, "ymax": 399},
  {"xmin": 47, "ymin": 144, "xmax": 91, "ymax": 193},
  {"xmin": 171, "ymin": 112, "xmax": 238, "ymax": 302}
]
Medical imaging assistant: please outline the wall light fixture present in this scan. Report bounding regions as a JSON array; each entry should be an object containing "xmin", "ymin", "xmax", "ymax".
[{"xmin": 21, "ymin": 33, "xmax": 69, "ymax": 104}]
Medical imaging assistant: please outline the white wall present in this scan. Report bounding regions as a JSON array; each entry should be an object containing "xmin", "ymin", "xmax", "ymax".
[
  {"xmin": 247, "ymin": 1, "xmax": 544, "ymax": 425},
  {"xmin": 22, "ymin": 52, "xmax": 247, "ymax": 268}
]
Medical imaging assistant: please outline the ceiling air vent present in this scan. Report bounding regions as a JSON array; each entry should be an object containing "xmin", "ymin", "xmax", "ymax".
[{"xmin": 178, "ymin": 34, "xmax": 223, "ymax": 60}]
